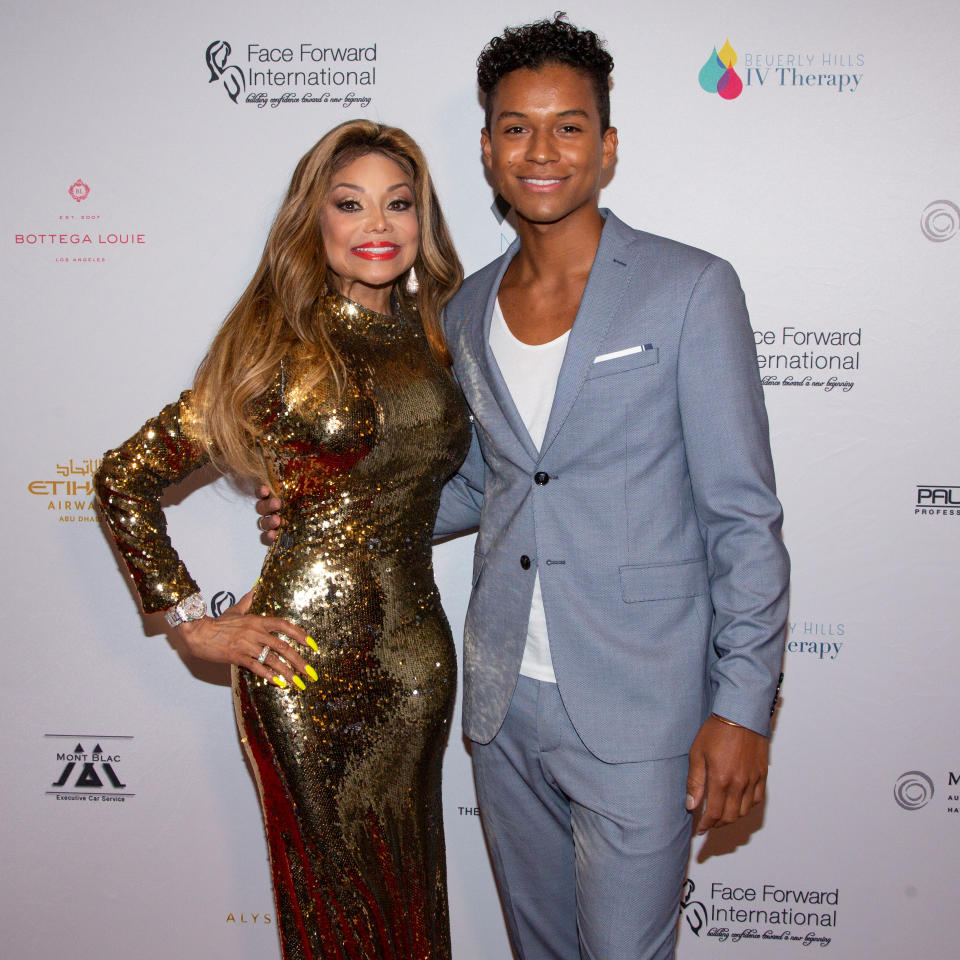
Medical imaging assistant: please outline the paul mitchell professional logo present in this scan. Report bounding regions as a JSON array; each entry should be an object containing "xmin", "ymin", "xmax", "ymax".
[
  {"xmin": 204, "ymin": 39, "xmax": 377, "ymax": 109},
  {"xmin": 915, "ymin": 485, "xmax": 960, "ymax": 517},
  {"xmin": 894, "ymin": 771, "xmax": 934, "ymax": 810},
  {"xmin": 699, "ymin": 40, "xmax": 743, "ymax": 100},
  {"xmin": 68, "ymin": 179, "xmax": 90, "ymax": 203},
  {"xmin": 211, "ymin": 590, "xmax": 237, "ymax": 616},
  {"xmin": 47, "ymin": 734, "xmax": 135, "ymax": 802},
  {"xmin": 700, "ymin": 39, "xmax": 864, "ymax": 97},
  {"xmin": 920, "ymin": 200, "xmax": 959, "ymax": 242}
]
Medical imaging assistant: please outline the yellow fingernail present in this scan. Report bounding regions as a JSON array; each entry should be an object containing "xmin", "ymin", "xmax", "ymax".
[
  {"xmin": 292, "ymin": 675, "xmax": 306, "ymax": 691},
  {"xmin": 304, "ymin": 665, "xmax": 318, "ymax": 682},
  {"xmin": 305, "ymin": 635, "xmax": 319, "ymax": 653},
  {"xmin": 272, "ymin": 676, "xmax": 287, "ymax": 688}
]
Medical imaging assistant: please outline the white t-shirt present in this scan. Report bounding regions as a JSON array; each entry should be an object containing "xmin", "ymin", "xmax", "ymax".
[{"xmin": 488, "ymin": 299, "xmax": 570, "ymax": 683}]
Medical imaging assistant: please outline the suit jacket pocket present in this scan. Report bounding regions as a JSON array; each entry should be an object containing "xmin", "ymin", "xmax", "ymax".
[
  {"xmin": 586, "ymin": 347, "xmax": 659, "ymax": 380},
  {"xmin": 619, "ymin": 557, "xmax": 708, "ymax": 602}
]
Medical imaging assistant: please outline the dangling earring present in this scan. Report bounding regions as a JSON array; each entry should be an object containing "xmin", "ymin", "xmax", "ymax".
[{"xmin": 405, "ymin": 266, "xmax": 419, "ymax": 295}]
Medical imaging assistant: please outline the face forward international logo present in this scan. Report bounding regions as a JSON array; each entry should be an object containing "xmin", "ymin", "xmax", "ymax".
[
  {"xmin": 699, "ymin": 39, "xmax": 743, "ymax": 100},
  {"xmin": 894, "ymin": 771, "xmax": 934, "ymax": 810},
  {"xmin": 206, "ymin": 40, "xmax": 245, "ymax": 102}
]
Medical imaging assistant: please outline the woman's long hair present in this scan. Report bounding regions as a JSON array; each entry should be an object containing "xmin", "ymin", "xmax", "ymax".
[{"xmin": 192, "ymin": 119, "xmax": 462, "ymax": 477}]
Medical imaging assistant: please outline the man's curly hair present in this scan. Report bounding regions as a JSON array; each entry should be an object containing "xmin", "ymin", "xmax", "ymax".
[{"xmin": 477, "ymin": 13, "xmax": 614, "ymax": 131}]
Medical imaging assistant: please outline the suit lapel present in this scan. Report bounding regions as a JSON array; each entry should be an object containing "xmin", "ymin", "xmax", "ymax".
[
  {"xmin": 539, "ymin": 212, "xmax": 635, "ymax": 459},
  {"xmin": 463, "ymin": 241, "xmax": 539, "ymax": 465}
]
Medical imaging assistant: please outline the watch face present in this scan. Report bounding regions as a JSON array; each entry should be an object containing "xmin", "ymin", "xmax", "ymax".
[{"xmin": 181, "ymin": 594, "xmax": 206, "ymax": 621}]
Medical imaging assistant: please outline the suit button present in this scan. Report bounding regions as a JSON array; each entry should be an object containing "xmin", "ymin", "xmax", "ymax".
[
  {"xmin": 534, "ymin": 471, "xmax": 550, "ymax": 485},
  {"xmin": 520, "ymin": 555, "xmax": 531, "ymax": 570}
]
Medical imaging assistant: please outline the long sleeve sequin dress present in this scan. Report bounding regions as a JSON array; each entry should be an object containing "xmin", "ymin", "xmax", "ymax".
[{"xmin": 95, "ymin": 294, "xmax": 471, "ymax": 960}]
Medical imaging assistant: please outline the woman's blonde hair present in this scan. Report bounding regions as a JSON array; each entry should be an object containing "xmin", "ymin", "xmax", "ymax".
[{"xmin": 192, "ymin": 119, "xmax": 462, "ymax": 477}]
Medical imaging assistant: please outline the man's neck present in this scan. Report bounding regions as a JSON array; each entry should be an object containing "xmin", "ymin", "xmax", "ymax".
[{"xmin": 511, "ymin": 202, "xmax": 605, "ymax": 286}]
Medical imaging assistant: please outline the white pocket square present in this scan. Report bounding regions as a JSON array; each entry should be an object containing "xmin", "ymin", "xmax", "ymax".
[{"xmin": 593, "ymin": 344, "xmax": 654, "ymax": 363}]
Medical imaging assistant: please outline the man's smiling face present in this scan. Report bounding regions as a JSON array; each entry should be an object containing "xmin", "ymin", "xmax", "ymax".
[{"xmin": 481, "ymin": 63, "xmax": 617, "ymax": 228}]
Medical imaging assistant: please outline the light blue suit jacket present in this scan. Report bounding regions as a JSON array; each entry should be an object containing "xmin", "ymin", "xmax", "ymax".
[{"xmin": 436, "ymin": 210, "xmax": 789, "ymax": 763}]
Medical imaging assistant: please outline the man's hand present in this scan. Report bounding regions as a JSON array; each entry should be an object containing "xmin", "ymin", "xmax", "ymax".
[
  {"xmin": 255, "ymin": 484, "xmax": 282, "ymax": 544},
  {"xmin": 685, "ymin": 714, "xmax": 769, "ymax": 834}
]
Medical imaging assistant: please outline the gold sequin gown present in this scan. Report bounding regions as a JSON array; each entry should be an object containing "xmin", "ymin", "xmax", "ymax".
[{"xmin": 95, "ymin": 294, "xmax": 471, "ymax": 960}]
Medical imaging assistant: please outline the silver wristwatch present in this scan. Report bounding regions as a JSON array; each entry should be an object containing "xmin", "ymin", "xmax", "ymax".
[{"xmin": 165, "ymin": 592, "xmax": 206, "ymax": 628}]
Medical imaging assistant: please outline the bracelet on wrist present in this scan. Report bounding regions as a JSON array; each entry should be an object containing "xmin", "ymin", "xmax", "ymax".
[
  {"xmin": 165, "ymin": 592, "xmax": 206, "ymax": 628},
  {"xmin": 711, "ymin": 713, "xmax": 744, "ymax": 729}
]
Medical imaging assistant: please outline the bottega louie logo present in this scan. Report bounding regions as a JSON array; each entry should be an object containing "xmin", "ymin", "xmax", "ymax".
[
  {"xmin": 14, "ymin": 182, "xmax": 146, "ymax": 264},
  {"xmin": 894, "ymin": 771, "xmax": 934, "ymax": 810},
  {"xmin": 920, "ymin": 200, "xmax": 959, "ymax": 242},
  {"xmin": 68, "ymin": 179, "xmax": 90, "ymax": 203},
  {"xmin": 47, "ymin": 734, "xmax": 135, "ymax": 801},
  {"xmin": 699, "ymin": 39, "xmax": 743, "ymax": 100}
]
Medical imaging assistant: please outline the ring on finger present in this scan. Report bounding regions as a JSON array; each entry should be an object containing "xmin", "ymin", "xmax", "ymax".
[
  {"xmin": 257, "ymin": 644, "xmax": 271, "ymax": 664},
  {"xmin": 257, "ymin": 516, "xmax": 267, "ymax": 531}
]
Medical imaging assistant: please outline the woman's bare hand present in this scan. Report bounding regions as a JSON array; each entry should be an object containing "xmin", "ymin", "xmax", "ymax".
[{"xmin": 176, "ymin": 589, "xmax": 314, "ymax": 688}]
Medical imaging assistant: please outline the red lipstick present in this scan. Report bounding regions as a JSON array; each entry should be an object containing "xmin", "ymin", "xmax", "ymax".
[{"xmin": 350, "ymin": 241, "xmax": 401, "ymax": 260}]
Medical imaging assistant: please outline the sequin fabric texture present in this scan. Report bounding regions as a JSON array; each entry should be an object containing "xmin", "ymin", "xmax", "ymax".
[{"xmin": 95, "ymin": 294, "xmax": 471, "ymax": 959}]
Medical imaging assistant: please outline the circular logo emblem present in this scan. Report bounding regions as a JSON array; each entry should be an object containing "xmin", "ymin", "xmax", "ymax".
[
  {"xmin": 920, "ymin": 199, "xmax": 959, "ymax": 242},
  {"xmin": 68, "ymin": 179, "xmax": 90, "ymax": 203},
  {"xmin": 894, "ymin": 770, "xmax": 934, "ymax": 810},
  {"xmin": 211, "ymin": 590, "xmax": 237, "ymax": 617}
]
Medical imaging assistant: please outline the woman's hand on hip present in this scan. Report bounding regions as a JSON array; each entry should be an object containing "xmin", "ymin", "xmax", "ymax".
[{"xmin": 176, "ymin": 589, "xmax": 315, "ymax": 688}]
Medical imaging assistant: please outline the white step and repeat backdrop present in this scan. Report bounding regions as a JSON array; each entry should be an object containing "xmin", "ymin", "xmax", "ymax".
[{"xmin": 3, "ymin": 1, "xmax": 957, "ymax": 957}]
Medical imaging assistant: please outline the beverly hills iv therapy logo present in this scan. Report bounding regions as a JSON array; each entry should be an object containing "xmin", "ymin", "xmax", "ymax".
[
  {"xmin": 699, "ymin": 39, "xmax": 743, "ymax": 100},
  {"xmin": 699, "ymin": 38, "xmax": 864, "ymax": 98}
]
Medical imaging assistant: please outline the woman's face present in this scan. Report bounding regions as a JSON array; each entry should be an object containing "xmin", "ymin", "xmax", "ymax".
[{"xmin": 319, "ymin": 152, "xmax": 419, "ymax": 313}]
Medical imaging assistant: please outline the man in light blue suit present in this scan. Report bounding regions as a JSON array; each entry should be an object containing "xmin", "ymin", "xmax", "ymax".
[{"xmin": 432, "ymin": 15, "xmax": 790, "ymax": 960}]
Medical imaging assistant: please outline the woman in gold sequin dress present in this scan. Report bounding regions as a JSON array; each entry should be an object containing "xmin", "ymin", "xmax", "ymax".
[{"xmin": 95, "ymin": 121, "xmax": 470, "ymax": 960}]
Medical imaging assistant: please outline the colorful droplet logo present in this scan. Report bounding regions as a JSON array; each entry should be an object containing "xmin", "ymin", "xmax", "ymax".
[{"xmin": 699, "ymin": 38, "xmax": 743, "ymax": 100}]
